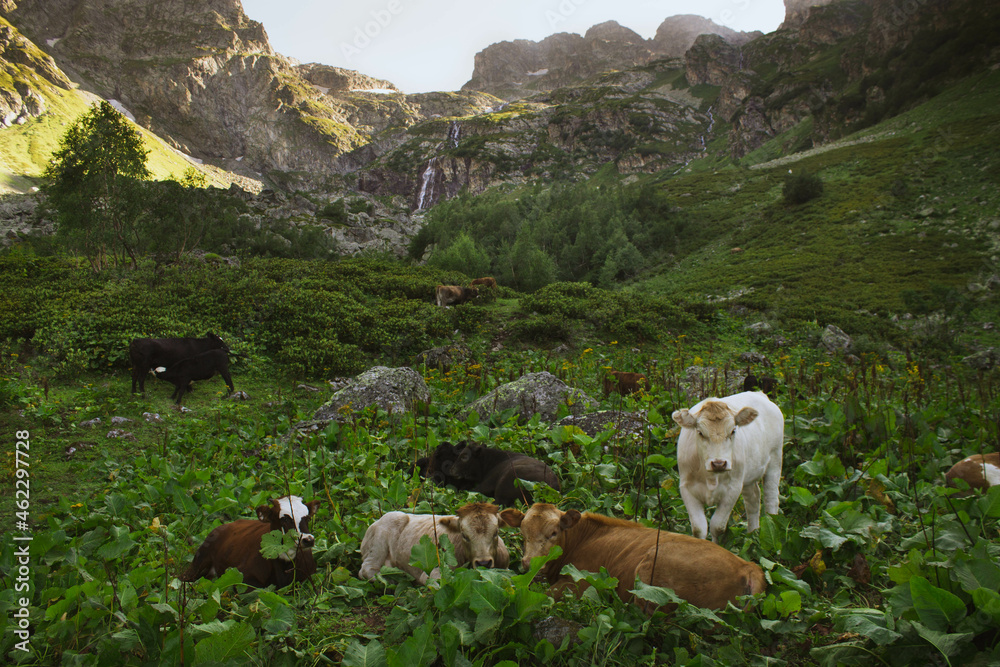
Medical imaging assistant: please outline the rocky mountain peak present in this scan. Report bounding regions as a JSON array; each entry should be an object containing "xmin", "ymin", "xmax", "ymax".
[
  {"xmin": 584, "ymin": 20, "xmax": 645, "ymax": 44},
  {"xmin": 780, "ymin": 0, "xmax": 840, "ymax": 29},
  {"xmin": 652, "ymin": 14, "xmax": 759, "ymax": 57},
  {"xmin": 464, "ymin": 14, "xmax": 758, "ymax": 99}
]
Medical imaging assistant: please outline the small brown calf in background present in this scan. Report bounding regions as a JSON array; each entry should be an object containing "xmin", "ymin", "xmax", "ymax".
[
  {"xmin": 471, "ymin": 277, "xmax": 497, "ymax": 289},
  {"xmin": 603, "ymin": 370, "xmax": 647, "ymax": 399}
]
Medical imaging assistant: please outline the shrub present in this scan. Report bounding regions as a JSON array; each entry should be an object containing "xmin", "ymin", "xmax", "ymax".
[{"xmin": 783, "ymin": 171, "xmax": 824, "ymax": 205}]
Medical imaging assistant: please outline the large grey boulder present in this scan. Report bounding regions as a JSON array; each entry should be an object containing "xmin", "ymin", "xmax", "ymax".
[
  {"xmin": 963, "ymin": 348, "xmax": 997, "ymax": 371},
  {"xmin": 820, "ymin": 325, "xmax": 852, "ymax": 354},
  {"xmin": 557, "ymin": 410, "xmax": 647, "ymax": 439},
  {"xmin": 313, "ymin": 366, "xmax": 430, "ymax": 420},
  {"xmin": 462, "ymin": 372, "xmax": 597, "ymax": 423}
]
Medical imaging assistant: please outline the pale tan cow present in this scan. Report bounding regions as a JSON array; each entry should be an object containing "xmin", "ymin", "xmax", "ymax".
[
  {"xmin": 359, "ymin": 502, "xmax": 509, "ymax": 584},
  {"xmin": 673, "ymin": 391, "xmax": 784, "ymax": 543},
  {"xmin": 500, "ymin": 503, "xmax": 766, "ymax": 610}
]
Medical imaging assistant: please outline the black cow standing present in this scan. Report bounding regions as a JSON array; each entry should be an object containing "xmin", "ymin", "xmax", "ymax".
[
  {"xmin": 153, "ymin": 349, "xmax": 234, "ymax": 405},
  {"xmin": 129, "ymin": 333, "xmax": 229, "ymax": 394}
]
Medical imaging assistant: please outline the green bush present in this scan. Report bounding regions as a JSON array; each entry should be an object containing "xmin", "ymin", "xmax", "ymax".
[{"xmin": 783, "ymin": 171, "xmax": 824, "ymax": 205}]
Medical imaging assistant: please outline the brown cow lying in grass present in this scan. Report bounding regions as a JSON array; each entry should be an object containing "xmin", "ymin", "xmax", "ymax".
[
  {"xmin": 358, "ymin": 502, "xmax": 510, "ymax": 584},
  {"xmin": 500, "ymin": 504, "xmax": 766, "ymax": 610}
]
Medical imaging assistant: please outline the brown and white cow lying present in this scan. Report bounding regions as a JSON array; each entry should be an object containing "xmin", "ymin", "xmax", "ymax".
[
  {"xmin": 673, "ymin": 391, "xmax": 784, "ymax": 543},
  {"xmin": 181, "ymin": 495, "xmax": 321, "ymax": 588},
  {"xmin": 359, "ymin": 502, "xmax": 510, "ymax": 584},
  {"xmin": 435, "ymin": 285, "xmax": 478, "ymax": 307},
  {"xmin": 945, "ymin": 453, "xmax": 1000, "ymax": 493},
  {"xmin": 602, "ymin": 370, "xmax": 648, "ymax": 399},
  {"xmin": 500, "ymin": 504, "xmax": 766, "ymax": 610}
]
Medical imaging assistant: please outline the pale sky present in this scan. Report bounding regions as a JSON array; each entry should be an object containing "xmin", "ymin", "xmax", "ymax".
[{"xmin": 239, "ymin": 0, "xmax": 786, "ymax": 94}]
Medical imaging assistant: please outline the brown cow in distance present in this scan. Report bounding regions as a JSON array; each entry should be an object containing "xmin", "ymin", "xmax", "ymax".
[
  {"xmin": 602, "ymin": 370, "xmax": 647, "ymax": 399},
  {"xmin": 471, "ymin": 277, "xmax": 497, "ymax": 289},
  {"xmin": 500, "ymin": 504, "xmax": 766, "ymax": 611},
  {"xmin": 436, "ymin": 285, "xmax": 478, "ymax": 307}
]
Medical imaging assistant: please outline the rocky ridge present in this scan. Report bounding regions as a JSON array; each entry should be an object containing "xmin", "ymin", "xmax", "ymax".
[{"xmin": 463, "ymin": 16, "xmax": 760, "ymax": 100}]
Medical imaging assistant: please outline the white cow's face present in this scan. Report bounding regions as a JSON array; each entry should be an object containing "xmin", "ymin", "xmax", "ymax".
[
  {"xmin": 673, "ymin": 401, "xmax": 758, "ymax": 472},
  {"xmin": 440, "ymin": 502, "xmax": 505, "ymax": 568},
  {"xmin": 257, "ymin": 495, "xmax": 321, "ymax": 561}
]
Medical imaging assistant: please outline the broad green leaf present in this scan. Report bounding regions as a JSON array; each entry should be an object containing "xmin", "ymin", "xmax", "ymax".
[
  {"xmin": 911, "ymin": 620, "xmax": 973, "ymax": 661},
  {"xmin": 789, "ymin": 486, "xmax": 817, "ymax": 507},
  {"xmin": 110, "ymin": 628, "xmax": 141, "ymax": 651},
  {"xmin": 388, "ymin": 621, "xmax": 436, "ymax": 667},
  {"xmin": 259, "ymin": 530, "xmax": 295, "ymax": 560},
  {"xmin": 470, "ymin": 578, "xmax": 508, "ymax": 616},
  {"xmin": 837, "ymin": 609, "xmax": 902, "ymax": 646},
  {"xmin": 440, "ymin": 621, "xmax": 472, "ymax": 665},
  {"xmin": 409, "ymin": 534, "xmax": 445, "ymax": 574},
  {"xmin": 104, "ymin": 494, "xmax": 129, "ymax": 517},
  {"xmin": 644, "ymin": 453, "xmax": 672, "ymax": 468},
  {"xmin": 194, "ymin": 621, "xmax": 255, "ymax": 663},
  {"xmin": 473, "ymin": 609, "xmax": 501, "ymax": 642},
  {"xmin": 512, "ymin": 585, "xmax": 552, "ymax": 622},
  {"xmin": 953, "ymin": 557, "xmax": 1000, "ymax": 595},
  {"xmin": 799, "ymin": 525, "xmax": 848, "ymax": 550},
  {"xmin": 343, "ymin": 639, "xmax": 387, "ymax": 667},
  {"xmin": 910, "ymin": 576, "xmax": 966, "ymax": 632},
  {"xmin": 971, "ymin": 588, "xmax": 1000, "ymax": 625},
  {"xmin": 757, "ymin": 515, "xmax": 784, "ymax": 553},
  {"xmin": 978, "ymin": 485, "xmax": 1000, "ymax": 518}
]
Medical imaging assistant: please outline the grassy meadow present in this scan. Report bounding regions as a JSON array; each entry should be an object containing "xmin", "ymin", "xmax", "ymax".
[{"xmin": 1, "ymin": 44, "xmax": 1000, "ymax": 667}]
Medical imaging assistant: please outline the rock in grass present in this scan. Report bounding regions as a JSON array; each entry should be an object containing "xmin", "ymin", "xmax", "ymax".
[{"xmin": 461, "ymin": 371, "xmax": 597, "ymax": 424}]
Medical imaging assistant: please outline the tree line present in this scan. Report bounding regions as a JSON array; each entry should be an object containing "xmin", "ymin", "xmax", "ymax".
[
  {"xmin": 409, "ymin": 178, "xmax": 683, "ymax": 292},
  {"xmin": 41, "ymin": 101, "xmax": 334, "ymax": 271}
]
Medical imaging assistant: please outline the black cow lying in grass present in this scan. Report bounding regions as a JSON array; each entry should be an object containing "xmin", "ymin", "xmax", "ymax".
[
  {"xmin": 130, "ymin": 333, "xmax": 230, "ymax": 394},
  {"xmin": 742, "ymin": 373, "xmax": 779, "ymax": 400},
  {"xmin": 417, "ymin": 441, "xmax": 560, "ymax": 506},
  {"xmin": 412, "ymin": 441, "xmax": 476, "ymax": 490},
  {"xmin": 154, "ymin": 349, "xmax": 234, "ymax": 405}
]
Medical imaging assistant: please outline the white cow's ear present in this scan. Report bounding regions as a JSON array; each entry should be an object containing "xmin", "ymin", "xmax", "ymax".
[
  {"xmin": 439, "ymin": 516, "xmax": 460, "ymax": 532},
  {"xmin": 735, "ymin": 407, "xmax": 759, "ymax": 426},
  {"xmin": 672, "ymin": 409, "xmax": 697, "ymax": 428}
]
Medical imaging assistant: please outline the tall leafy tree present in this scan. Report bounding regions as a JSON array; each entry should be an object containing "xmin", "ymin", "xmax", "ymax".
[{"xmin": 44, "ymin": 101, "xmax": 151, "ymax": 271}]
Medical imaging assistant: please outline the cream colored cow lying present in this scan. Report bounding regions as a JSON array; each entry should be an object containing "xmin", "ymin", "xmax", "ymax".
[
  {"xmin": 358, "ymin": 502, "xmax": 510, "ymax": 584},
  {"xmin": 673, "ymin": 391, "xmax": 784, "ymax": 543}
]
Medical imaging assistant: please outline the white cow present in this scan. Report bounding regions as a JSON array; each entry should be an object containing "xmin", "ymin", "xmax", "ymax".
[
  {"xmin": 358, "ymin": 502, "xmax": 510, "ymax": 584},
  {"xmin": 673, "ymin": 391, "xmax": 784, "ymax": 543}
]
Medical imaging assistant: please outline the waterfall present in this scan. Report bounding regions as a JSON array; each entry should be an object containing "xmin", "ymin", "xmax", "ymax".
[
  {"xmin": 448, "ymin": 121, "xmax": 461, "ymax": 148},
  {"xmin": 699, "ymin": 106, "xmax": 715, "ymax": 150},
  {"xmin": 416, "ymin": 157, "xmax": 437, "ymax": 210}
]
